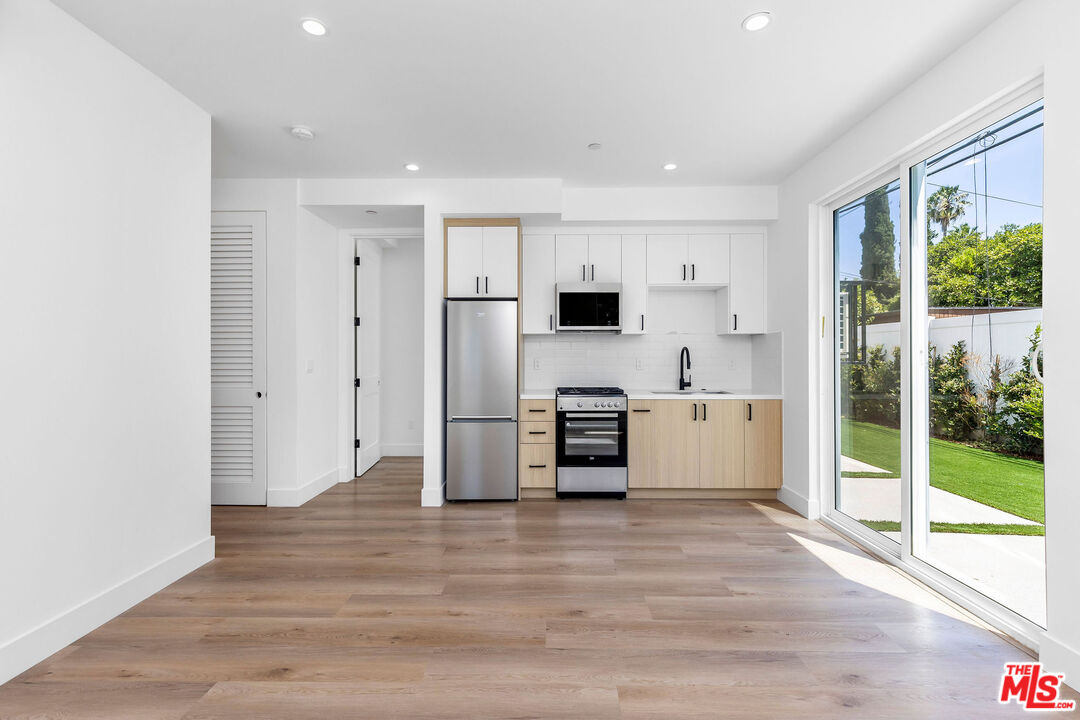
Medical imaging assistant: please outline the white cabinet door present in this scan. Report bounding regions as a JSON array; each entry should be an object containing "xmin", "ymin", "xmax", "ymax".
[
  {"xmin": 587, "ymin": 235, "xmax": 622, "ymax": 283},
  {"xmin": 621, "ymin": 234, "xmax": 647, "ymax": 334},
  {"xmin": 729, "ymin": 233, "xmax": 765, "ymax": 333},
  {"xmin": 555, "ymin": 234, "xmax": 589, "ymax": 283},
  {"xmin": 646, "ymin": 235, "xmax": 689, "ymax": 284},
  {"xmin": 447, "ymin": 226, "xmax": 484, "ymax": 297},
  {"xmin": 688, "ymin": 234, "xmax": 730, "ymax": 285},
  {"xmin": 481, "ymin": 226, "xmax": 519, "ymax": 297},
  {"xmin": 522, "ymin": 234, "xmax": 555, "ymax": 334}
]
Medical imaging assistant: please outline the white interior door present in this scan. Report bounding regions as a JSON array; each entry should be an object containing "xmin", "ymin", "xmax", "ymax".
[
  {"xmin": 210, "ymin": 211, "xmax": 267, "ymax": 505},
  {"xmin": 355, "ymin": 240, "xmax": 382, "ymax": 476}
]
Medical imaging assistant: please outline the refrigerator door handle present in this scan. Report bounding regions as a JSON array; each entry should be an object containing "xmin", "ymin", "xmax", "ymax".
[{"xmin": 450, "ymin": 415, "xmax": 513, "ymax": 421}]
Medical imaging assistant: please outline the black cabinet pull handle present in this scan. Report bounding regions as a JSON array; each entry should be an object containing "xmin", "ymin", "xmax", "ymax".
[
  {"xmin": 528, "ymin": 464, "xmax": 547, "ymax": 468},
  {"xmin": 528, "ymin": 409, "xmax": 547, "ymax": 413},
  {"xmin": 550, "ymin": 314, "xmax": 553, "ymax": 331},
  {"xmin": 703, "ymin": 403, "xmax": 707, "ymax": 422},
  {"xmin": 734, "ymin": 314, "xmax": 738, "ymax": 331},
  {"xmin": 691, "ymin": 263, "xmax": 695, "ymax": 281},
  {"xmin": 747, "ymin": 403, "xmax": 752, "ymax": 422},
  {"xmin": 632, "ymin": 408, "xmax": 651, "ymax": 413},
  {"xmin": 476, "ymin": 276, "xmax": 480, "ymax": 294},
  {"xmin": 256, "ymin": 391, "xmax": 262, "ymax": 398},
  {"xmin": 682, "ymin": 264, "xmax": 687, "ymax": 281},
  {"xmin": 581, "ymin": 264, "xmax": 586, "ymax": 281},
  {"xmin": 692, "ymin": 403, "xmax": 697, "ymax": 421},
  {"xmin": 591, "ymin": 264, "xmax": 595, "ymax": 281},
  {"xmin": 640, "ymin": 314, "xmax": 644, "ymax": 331},
  {"xmin": 485, "ymin": 276, "xmax": 489, "ymax": 294},
  {"xmin": 528, "ymin": 431, "xmax": 546, "ymax": 435}
]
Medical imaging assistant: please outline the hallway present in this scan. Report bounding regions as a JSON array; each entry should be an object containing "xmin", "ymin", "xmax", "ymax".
[{"xmin": 1, "ymin": 457, "xmax": 1066, "ymax": 718}]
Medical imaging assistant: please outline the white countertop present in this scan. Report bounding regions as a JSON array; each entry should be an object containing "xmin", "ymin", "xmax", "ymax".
[{"xmin": 520, "ymin": 389, "xmax": 782, "ymax": 401}]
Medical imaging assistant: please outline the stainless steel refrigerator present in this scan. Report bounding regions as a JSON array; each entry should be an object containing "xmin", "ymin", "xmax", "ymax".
[{"xmin": 445, "ymin": 299, "xmax": 518, "ymax": 500}]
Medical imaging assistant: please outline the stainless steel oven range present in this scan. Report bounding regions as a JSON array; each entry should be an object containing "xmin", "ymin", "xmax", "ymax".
[{"xmin": 555, "ymin": 386, "xmax": 628, "ymax": 498}]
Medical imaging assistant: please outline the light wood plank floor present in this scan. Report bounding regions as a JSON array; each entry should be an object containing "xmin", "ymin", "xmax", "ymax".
[{"xmin": 3, "ymin": 457, "xmax": 1071, "ymax": 718}]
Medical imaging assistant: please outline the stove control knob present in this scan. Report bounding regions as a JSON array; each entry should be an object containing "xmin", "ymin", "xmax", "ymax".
[
  {"xmin": 605, "ymin": 402, "xmax": 613, "ymax": 407},
  {"xmin": 577, "ymin": 401, "xmax": 583, "ymax": 408},
  {"xmin": 614, "ymin": 401, "xmax": 621, "ymax": 407},
  {"xmin": 594, "ymin": 402, "xmax": 601, "ymax": 407}
]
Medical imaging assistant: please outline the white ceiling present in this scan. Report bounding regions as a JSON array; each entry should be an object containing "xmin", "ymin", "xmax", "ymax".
[
  {"xmin": 54, "ymin": 0, "xmax": 1019, "ymax": 185},
  {"xmin": 303, "ymin": 204, "xmax": 423, "ymax": 228}
]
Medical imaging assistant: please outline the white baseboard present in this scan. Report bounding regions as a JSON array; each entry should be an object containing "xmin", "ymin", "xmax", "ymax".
[
  {"xmin": 1041, "ymin": 632, "xmax": 1080, "ymax": 692},
  {"xmin": 267, "ymin": 468, "xmax": 339, "ymax": 507},
  {"xmin": 337, "ymin": 465, "xmax": 351, "ymax": 484},
  {"xmin": 0, "ymin": 535, "xmax": 214, "ymax": 685},
  {"xmin": 778, "ymin": 485, "xmax": 820, "ymax": 519},
  {"xmin": 381, "ymin": 443, "xmax": 423, "ymax": 457},
  {"xmin": 421, "ymin": 482, "xmax": 445, "ymax": 507}
]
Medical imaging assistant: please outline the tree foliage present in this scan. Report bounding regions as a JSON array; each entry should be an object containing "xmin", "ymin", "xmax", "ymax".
[
  {"xmin": 927, "ymin": 223, "xmax": 1042, "ymax": 307},
  {"xmin": 859, "ymin": 187, "xmax": 899, "ymax": 309},
  {"xmin": 927, "ymin": 185, "xmax": 971, "ymax": 238}
]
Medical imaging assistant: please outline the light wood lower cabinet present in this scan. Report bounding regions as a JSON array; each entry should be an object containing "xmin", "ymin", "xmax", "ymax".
[
  {"xmin": 519, "ymin": 399, "xmax": 556, "ymax": 493},
  {"xmin": 628, "ymin": 398, "xmax": 781, "ymax": 490},
  {"xmin": 744, "ymin": 399, "xmax": 782, "ymax": 488},
  {"xmin": 628, "ymin": 400, "xmax": 699, "ymax": 488}
]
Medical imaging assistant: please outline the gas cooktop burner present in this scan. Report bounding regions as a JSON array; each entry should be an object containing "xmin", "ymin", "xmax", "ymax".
[{"xmin": 556, "ymin": 386, "xmax": 625, "ymax": 396}]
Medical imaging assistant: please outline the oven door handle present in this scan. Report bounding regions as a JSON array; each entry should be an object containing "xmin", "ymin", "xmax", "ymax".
[
  {"xmin": 582, "ymin": 430, "xmax": 623, "ymax": 435},
  {"xmin": 564, "ymin": 413, "xmax": 620, "ymax": 419}
]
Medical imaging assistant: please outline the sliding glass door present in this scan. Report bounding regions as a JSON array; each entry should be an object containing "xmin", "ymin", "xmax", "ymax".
[
  {"xmin": 834, "ymin": 181, "xmax": 902, "ymax": 545},
  {"xmin": 829, "ymin": 95, "xmax": 1045, "ymax": 629},
  {"xmin": 910, "ymin": 100, "xmax": 1045, "ymax": 625}
]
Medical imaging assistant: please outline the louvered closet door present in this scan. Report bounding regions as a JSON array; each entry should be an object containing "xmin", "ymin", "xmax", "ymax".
[{"xmin": 211, "ymin": 211, "xmax": 267, "ymax": 505}]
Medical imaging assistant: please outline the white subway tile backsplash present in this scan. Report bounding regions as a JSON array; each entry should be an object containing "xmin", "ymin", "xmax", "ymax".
[{"xmin": 524, "ymin": 332, "xmax": 754, "ymax": 391}]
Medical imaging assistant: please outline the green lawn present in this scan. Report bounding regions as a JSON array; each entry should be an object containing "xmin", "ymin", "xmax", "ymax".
[
  {"xmin": 861, "ymin": 520, "xmax": 1044, "ymax": 536},
  {"xmin": 841, "ymin": 420, "xmax": 1045, "ymax": 524}
]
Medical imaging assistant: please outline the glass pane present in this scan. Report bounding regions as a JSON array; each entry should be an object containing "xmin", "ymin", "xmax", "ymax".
[
  {"xmin": 563, "ymin": 419, "xmax": 620, "ymax": 456},
  {"xmin": 835, "ymin": 179, "xmax": 902, "ymax": 541},
  {"xmin": 919, "ymin": 100, "xmax": 1045, "ymax": 625}
]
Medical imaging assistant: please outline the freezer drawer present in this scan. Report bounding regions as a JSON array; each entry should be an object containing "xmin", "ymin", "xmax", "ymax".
[{"xmin": 446, "ymin": 421, "xmax": 518, "ymax": 500}]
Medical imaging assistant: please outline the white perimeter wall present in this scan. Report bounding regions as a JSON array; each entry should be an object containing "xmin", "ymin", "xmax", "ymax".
[
  {"xmin": 380, "ymin": 238, "xmax": 425, "ymax": 456},
  {"xmin": 0, "ymin": 0, "xmax": 212, "ymax": 683},
  {"xmin": 770, "ymin": 0, "xmax": 1080, "ymax": 683}
]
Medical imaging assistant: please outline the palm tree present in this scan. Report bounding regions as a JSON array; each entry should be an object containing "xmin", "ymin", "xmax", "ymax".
[{"xmin": 927, "ymin": 185, "xmax": 970, "ymax": 239}]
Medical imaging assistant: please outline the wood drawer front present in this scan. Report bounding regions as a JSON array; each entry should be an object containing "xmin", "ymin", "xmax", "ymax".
[
  {"xmin": 520, "ymin": 421, "xmax": 555, "ymax": 444},
  {"xmin": 519, "ymin": 444, "xmax": 556, "ymax": 488},
  {"xmin": 520, "ymin": 399, "xmax": 555, "ymax": 420}
]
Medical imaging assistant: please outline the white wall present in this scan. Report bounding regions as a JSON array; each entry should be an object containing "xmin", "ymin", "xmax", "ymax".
[
  {"xmin": 770, "ymin": 0, "xmax": 1079, "ymax": 682},
  {"xmin": 0, "ymin": 0, "xmax": 212, "ymax": 684},
  {"xmin": 380, "ymin": 238, "xmax": 425, "ymax": 456},
  {"xmin": 296, "ymin": 208, "xmax": 340, "ymax": 497}
]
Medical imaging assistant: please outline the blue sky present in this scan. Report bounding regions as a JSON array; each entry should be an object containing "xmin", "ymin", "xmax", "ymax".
[{"xmin": 836, "ymin": 102, "xmax": 1043, "ymax": 282}]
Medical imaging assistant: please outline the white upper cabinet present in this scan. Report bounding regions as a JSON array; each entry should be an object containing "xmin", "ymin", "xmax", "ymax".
[
  {"xmin": 646, "ymin": 234, "xmax": 730, "ymax": 285},
  {"xmin": 446, "ymin": 225, "xmax": 518, "ymax": 298},
  {"xmin": 587, "ymin": 235, "xmax": 622, "ymax": 283},
  {"xmin": 621, "ymin": 235, "xmax": 647, "ymax": 334},
  {"xmin": 522, "ymin": 234, "xmax": 555, "ymax": 334},
  {"xmin": 556, "ymin": 234, "xmax": 622, "ymax": 283},
  {"xmin": 482, "ymin": 226, "xmax": 519, "ymax": 297},
  {"xmin": 646, "ymin": 235, "xmax": 689, "ymax": 284},
  {"xmin": 688, "ymin": 234, "xmax": 730, "ymax": 285},
  {"xmin": 446, "ymin": 226, "xmax": 484, "ymax": 297},
  {"xmin": 726, "ymin": 233, "xmax": 765, "ymax": 334},
  {"xmin": 555, "ymin": 235, "xmax": 589, "ymax": 283}
]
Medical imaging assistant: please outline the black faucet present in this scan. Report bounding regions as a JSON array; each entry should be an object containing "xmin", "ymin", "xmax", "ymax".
[{"xmin": 679, "ymin": 347, "xmax": 692, "ymax": 390}]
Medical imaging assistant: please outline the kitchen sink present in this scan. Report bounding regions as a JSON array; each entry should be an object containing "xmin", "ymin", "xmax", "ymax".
[{"xmin": 650, "ymin": 390, "xmax": 732, "ymax": 395}]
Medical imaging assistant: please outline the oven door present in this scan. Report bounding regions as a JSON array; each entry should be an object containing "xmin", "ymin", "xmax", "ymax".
[
  {"xmin": 555, "ymin": 283, "xmax": 621, "ymax": 332},
  {"xmin": 556, "ymin": 411, "xmax": 627, "ymax": 467}
]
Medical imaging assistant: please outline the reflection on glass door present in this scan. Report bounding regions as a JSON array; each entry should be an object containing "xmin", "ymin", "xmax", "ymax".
[
  {"xmin": 912, "ymin": 100, "xmax": 1045, "ymax": 625},
  {"xmin": 834, "ymin": 180, "xmax": 902, "ymax": 543}
]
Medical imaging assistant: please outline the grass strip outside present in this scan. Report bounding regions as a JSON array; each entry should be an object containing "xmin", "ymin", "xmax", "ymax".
[{"xmin": 860, "ymin": 520, "xmax": 1044, "ymax": 536}]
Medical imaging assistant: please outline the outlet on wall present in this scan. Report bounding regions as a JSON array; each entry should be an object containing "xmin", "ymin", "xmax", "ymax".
[
  {"xmin": 533, "ymin": 358, "xmax": 541, "ymax": 370},
  {"xmin": 728, "ymin": 359, "xmax": 736, "ymax": 370},
  {"xmin": 636, "ymin": 359, "xmax": 644, "ymax": 371}
]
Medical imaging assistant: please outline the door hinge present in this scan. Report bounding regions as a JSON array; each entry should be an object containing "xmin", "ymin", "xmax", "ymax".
[
  {"xmin": 354, "ymin": 378, "xmax": 361, "ymax": 388},
  {"xmin": 354, "ymin": 317, "xmax": 361, "ymax": 326},
  {"xmin": 355, "ymin": 439, "xmax": 360, "ymax": 449},
  {"xmin": 354, "ymin": 256, "xmax": 360, "ymax": 266}
]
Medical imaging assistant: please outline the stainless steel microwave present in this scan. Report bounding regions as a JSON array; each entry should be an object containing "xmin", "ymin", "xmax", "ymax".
[{"xmin": 555, "ymin": 283, "xmax": 621, "ymax": 332}]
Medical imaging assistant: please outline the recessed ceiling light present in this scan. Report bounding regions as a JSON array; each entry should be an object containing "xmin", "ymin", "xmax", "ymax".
[
  {"xmin": 587, "ymin": 142, "xmax": 602, "ymax": 151},
  {"xmin": 365, "ymin": 209, "xmax": 378, "ymax": 215},
  {"xmin": 404, "ymin": 163, "xmax": 420, "ymax": 172},
  {"xmin": 663, "ymin": 163, "xmax": 678, "ymax": 171},
  {"xmin": 742, "ymin": 11, "xmax": 771, "ymax": 31},
  {"xmin": 290, "ymin": 125, "xmax": 315, "ymax": 140},
  {"xmin": 300, "ymin": 18, "xmax": 327, "ymax": 36}
]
